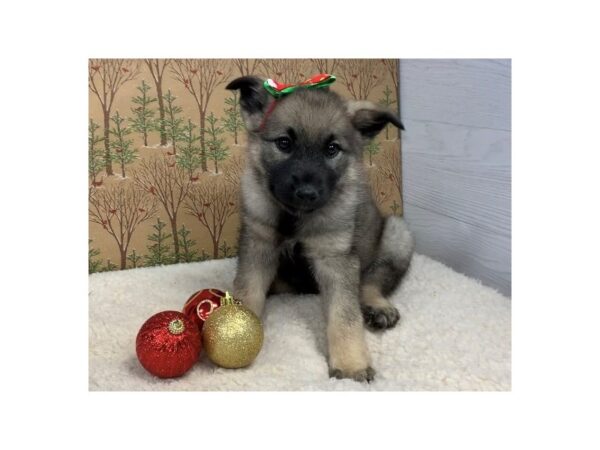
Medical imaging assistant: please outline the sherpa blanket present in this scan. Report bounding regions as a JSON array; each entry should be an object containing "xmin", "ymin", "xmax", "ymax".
[{"xmin": 89, "ymin": 254, "xmax": 510, "ymax": 391}]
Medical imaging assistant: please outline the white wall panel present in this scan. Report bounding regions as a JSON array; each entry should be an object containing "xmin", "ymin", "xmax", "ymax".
[{"xmin": 401, "ymin": 59, "xmax": 511, "ymax": 296}]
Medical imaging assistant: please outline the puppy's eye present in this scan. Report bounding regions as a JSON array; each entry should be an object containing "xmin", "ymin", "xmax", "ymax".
[
  {"xmin": 275, "ymin": 137, "xmax": 292, "ymax": 153},
  {"xmin": 325, "ymin": 142, "xmax": 341, "ymax": 158}
]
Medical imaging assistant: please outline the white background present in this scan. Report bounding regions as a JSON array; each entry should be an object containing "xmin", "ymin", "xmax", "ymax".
[{"xmin": 1, "ymin": 1, "xmax": 599, "ymax": 449}]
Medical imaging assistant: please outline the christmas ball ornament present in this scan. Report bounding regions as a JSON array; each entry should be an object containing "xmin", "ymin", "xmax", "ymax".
[
  {"xmin": 182, "ymin": 288, "xmax": 225, "ymax": 331},
  {"xmin": 136, "ymin": 311, "xmax": 201, "ymax": 378},
  {"xmin": 203, "ymin": 293, "xmax": 264, "ymax": 369}
]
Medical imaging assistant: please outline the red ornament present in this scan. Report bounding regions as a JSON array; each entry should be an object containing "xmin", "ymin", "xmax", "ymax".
[
  {"xmin": 182, "ymin": 288, "xmax": 225, "ymax": 331},
  {"xmin": 136, "ymin": 311, "xmax": 201, "ymax": 378}
]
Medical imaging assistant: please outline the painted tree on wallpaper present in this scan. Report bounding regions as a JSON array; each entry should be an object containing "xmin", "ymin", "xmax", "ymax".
[
  {"xmin": 365, "ymin": 140, "xmax": 381, "ymax": 167},
  {"xmin": 185, "ymin": 179, "xmax": 237, "ymax": 258},
  {"xmin": 259, "ymin": 59, "xmax": 310, "ymax": 84},
  {"xmin": 176, "ymin": 119, "xmax": 203, "ymax": 179},
  {"xmin": 89, "ymin": 240, "xmax": 102, "ymax": 273},
  {"xmin": 145, "ymin": 218, "xmax": 174, "ymax": 266},
  {"xmin": 223, "ymin": 152, "xmax": 244, "ymax": 189},
  {"xmin": 370, "ymin": 171, "xmax": 391, "ymax": 206},
  {"xmin": 232, "ymin": 59, "xmax": 262, "ymax": 77},
  {"xmin": 177, "ymin": 225, "xmax": 199, "ymax": 263},
  {"xmin": 171, "ymin": 60, "xmax": 232, "ymax": 172},
  {"xmin": 89, "ymin": 119, "xmax": 105, "ymax": 186},
  {"xmin": 144, "ymin": 59, "xmax": 172, "ymax": 147},
  {"xmin": 161, "ymin": 90, "xmax": 184, "ymax": 155},
  {"xmin": 89, "ymin": 184, "xmax": 157, "ymax": 269},
  {"xmin": 88, "ymin": 59, "xmax": 140, "ymax": 176},
  {"xmin": 378, "ymin": 86, "xmax": 396, "ymax": 141},
  {"xmin": 127, "ymin": 249, "xmax": 142, "ymax": 269},
  {"xmin": 310, "ymin": 58, "xmax": 339, "ymax": 75},
  {"xmin": 89, "ymin": 59, "xmax": 403, "ymax": 273},
  {"xmin": 109, "ymin": 111, "xmax": 136, "ymax": 178},
  {"xmin": 205, "ymin": 113, "xmax": 229, "ymax": 174},
  {"xmin": 380, "ymin": 59, "xmax": 401, "ymax": 139},
  {"xmin": 223, "ymin": 92, "xmax": 244, "ymax": 145},
  {"xmin": 380, "ymin": 143, "xmax": 402, "ymax": 215},
  {"xmin": 379, "ymin": 59, "xmax": 403, "ymax": 213},
  {"xmin": 130, "ymin": 80, "xmax": 157, "ymax": 147},
  {"xmin": 134, "ymin": 156, "xmax": 193, "ymax": 263},
  {"xmin": 337, "ymin": 59, "xmax": 382, "ymax": 99}
]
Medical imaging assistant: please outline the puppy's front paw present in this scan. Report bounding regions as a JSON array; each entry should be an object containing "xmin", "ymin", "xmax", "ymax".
[
  {"xmin": 329, "ymin": 366, "xmax": 376, "ymax": 383},
  {"xmin": 361, "ymin": 304, "xmax": 400, "ymax": 330}
]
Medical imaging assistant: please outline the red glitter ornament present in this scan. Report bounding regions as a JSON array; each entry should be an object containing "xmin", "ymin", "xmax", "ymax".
[
  {"xmin": 136, "ymin": 311, "xmax": 201, "ymax": 378},
  {"xmin": 182, "ymin": 288, "xmax": 225, "ymax": 331}
]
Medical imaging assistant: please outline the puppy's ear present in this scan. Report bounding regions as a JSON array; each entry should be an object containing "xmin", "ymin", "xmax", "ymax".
[
  {"xmin": 347, "ymin": 100, "xmax": 404, "ymax": 139},
  {"xmin": 226, "ymin": 76, "xmax": 272, "ymax": 131}
]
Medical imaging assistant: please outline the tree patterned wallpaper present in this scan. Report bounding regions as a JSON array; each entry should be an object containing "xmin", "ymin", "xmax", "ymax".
[{"xmin": 89, "ymin": 59, "xmax": 402, "ymax": 273}]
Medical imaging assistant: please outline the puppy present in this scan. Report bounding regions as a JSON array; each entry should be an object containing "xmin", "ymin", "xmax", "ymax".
[{"xmin": 226, "ymin": 76, "xmax": 413, "ymax": 381}]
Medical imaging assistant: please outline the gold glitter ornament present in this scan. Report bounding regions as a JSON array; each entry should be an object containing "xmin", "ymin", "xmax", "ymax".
[{"xmin": 202, "ymin": 292, "xmax": 264, "ymax": 368}]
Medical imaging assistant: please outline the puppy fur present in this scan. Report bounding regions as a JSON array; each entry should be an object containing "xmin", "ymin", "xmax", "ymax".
[{"xmin": 227, "ymin": 76, "xmax": 414, "ymax": 381}]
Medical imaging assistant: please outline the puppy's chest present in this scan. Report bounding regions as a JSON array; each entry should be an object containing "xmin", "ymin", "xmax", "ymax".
[
  {"xmin": 276, "ymin": 210, "xmax": 346, "ymax": 257},
  {"xmin": 276, "ymin": 210, "xmax": 307, "ymax": 252},
  {"xmin": 277, "ymin": 210, "xmax": 299, "ymax": 239}
]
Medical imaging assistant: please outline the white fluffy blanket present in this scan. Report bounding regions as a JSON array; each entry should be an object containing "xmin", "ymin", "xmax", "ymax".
[{"xmin": 89, "ymin": 254, "xmax": 510, "ymax": 391}]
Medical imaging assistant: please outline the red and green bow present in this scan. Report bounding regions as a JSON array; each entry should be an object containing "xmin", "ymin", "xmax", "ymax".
[{"xmin": 263, "ymin": 73, "xmax": 336, "ymax": 98}]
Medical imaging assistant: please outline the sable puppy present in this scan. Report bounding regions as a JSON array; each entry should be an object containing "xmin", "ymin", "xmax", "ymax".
[{"xmin": 227, "ymin": 76, "xmax": 413, "ymax": 382}]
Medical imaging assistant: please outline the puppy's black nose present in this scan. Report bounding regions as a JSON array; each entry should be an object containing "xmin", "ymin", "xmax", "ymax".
[{"xmin": 294, "ymin": 185, "xmax": 319, "ymax": 203}]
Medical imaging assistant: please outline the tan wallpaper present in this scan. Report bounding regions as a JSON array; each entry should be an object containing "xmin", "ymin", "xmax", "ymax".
[{"xmin": 88, "ymin": 59, "xmax": 402, "ymax": 273}]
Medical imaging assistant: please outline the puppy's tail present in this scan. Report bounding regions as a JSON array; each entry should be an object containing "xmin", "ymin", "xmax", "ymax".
[
  {"xmin": 380, "ymin": 216, "xmax": 414, "ymax": 267},
  {"xmin": 370, "ymin": 216, "xmax": 414, "ymax": 296}
]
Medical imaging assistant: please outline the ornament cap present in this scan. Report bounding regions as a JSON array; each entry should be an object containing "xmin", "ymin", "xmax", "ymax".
[
  {"xmin": 168, "ymin": 318, "xmax": 185, "ymax": 335},
  {"xmin": 222, "ymin": 291, "xmax": 240, "ymax": 306}
]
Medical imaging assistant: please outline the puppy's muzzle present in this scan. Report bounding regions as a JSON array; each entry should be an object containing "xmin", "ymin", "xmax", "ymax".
[
  {"xmin": 294, "ymin": 184, "xmax": 319, "ymax": 204},
  {"xmin": 290, "ymin": 171, "xmax": 323, "ymax": 207}
]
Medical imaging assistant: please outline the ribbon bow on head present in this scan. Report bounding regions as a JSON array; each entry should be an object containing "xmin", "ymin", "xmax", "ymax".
[
  {"xmin": 258, "ymin": 73, "xmax": 336, "ymax": 130},
  {"xmin": 263, "ymin": 73, "xmax": 336, "ymax": 98}
]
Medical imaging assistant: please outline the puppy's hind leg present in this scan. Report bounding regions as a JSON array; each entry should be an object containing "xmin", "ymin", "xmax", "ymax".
[
  {"xmin": 360, "ymin": 216, "xmax": 414, "ymax": 330},
  {"xmin": 360, "ymin": 284, "xmax": 401, "ymax": 330}
]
